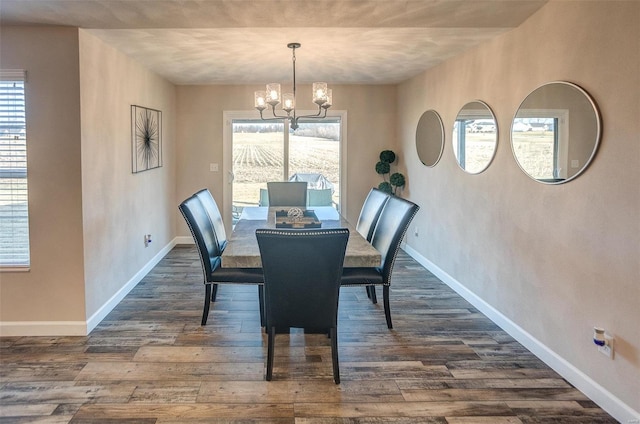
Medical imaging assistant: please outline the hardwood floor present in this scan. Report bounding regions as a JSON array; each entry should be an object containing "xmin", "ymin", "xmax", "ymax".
[{"xmin": 0, "ymin": 246, "xmax": 617, "ymax": 423}]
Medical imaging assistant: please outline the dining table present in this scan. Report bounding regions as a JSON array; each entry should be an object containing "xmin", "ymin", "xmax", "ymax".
[{"xmin": 221, "ymin": 206, "xmax": 381, "ymax": 268}]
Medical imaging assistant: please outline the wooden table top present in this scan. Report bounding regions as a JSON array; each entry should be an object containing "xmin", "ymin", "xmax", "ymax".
[{"xmin": 221, "ymin": 206, "xmax": 381, "ymax": 268}]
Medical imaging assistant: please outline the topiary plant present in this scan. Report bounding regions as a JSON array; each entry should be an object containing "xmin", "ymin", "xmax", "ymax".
[
  {"xmin": 375, "ymin": 161, "xmax": 390, "ymax": 175},
  {"xmin": 390, "ymin": 172, "xmax": 406, "ymax": 194},
  {"xmin": 375, "ymin": 149, "xmax": 406, "ymax": 195},
  {"xmin": 378, "ymin": 181, "xmax": 392, "ymax": 194},
  {"xmin": 379, "ymin": 150, "xmax": 396, "ymax": 164}
]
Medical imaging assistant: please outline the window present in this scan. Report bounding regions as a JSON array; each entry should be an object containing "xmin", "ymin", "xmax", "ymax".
[
  {"xmin": 224, "ymin": 111, "xmax": 345, "ymax": 226},
  {"xmin": 512, "ymin": 110, "xmax": 567, "ymax": 182},
  {"xmin": 231, "ymin": 117, "xmax": 341, "ymax": 212},
  {"xmin": 0, "ymin": 70, "xmax": 29, "ymax": 269}
]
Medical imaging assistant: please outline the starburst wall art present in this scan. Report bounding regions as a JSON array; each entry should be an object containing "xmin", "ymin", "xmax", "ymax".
[{"xmin": 131, "ymin": 105, "xmax": 162, "ymax": 173}]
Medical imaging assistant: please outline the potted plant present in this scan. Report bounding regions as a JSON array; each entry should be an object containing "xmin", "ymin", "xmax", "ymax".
[{"xmin": 375, "ymin": 150, "xmax": 406, "ymax": 195}]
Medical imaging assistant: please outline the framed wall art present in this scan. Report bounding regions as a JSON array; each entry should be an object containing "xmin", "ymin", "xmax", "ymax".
[{"xmin": 131, "ymin": 105, "xmax": 162, "ymax": 173}]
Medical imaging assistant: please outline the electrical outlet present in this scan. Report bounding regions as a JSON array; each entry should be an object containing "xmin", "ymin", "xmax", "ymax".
[
  {"xmin": 144, "ymin": 234, "xmax": 152, "ymax": 247},
  {"xmin": 209, "ymin": 163, "xmax": 219, "ymax": 172},
  {"xmin": 598, "ymin": 334, "xmax": 614, "ymax": 359},
  {"xmin": 414, "ymin": 227, "xmax": 419, "ymax": 237}
]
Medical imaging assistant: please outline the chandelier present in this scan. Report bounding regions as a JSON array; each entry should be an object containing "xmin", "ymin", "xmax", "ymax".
[{"xmin": 254, "ymin": 43, "xmax": 332, "ymax": 130}]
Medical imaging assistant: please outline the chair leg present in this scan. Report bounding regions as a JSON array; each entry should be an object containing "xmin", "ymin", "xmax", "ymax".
[
  {"xmin": 330, "ymin": 327, "xmax": 340, "ymax": 384},
  {"xmin": 211, "ymin": 284, "xmax": 219, "ymax": 302},
  {"xmin": 369, "ymin": 285, "xmax": 378, "ymax": 304},
  {"xmin": 366, "ymin": 286, "xmax": 372, "ymax": 299},
  {"xmin": 266, "ymin": 326, "xmax": 275, "ymax": 381},
  {"xmin": 383, "ymin": 286, "xmax": 392, "ymax": 329},
  {"xmin": 201, "ymin": 284, "xmax": 212, "ymax": 326},
  {"xmin": 258, "ymin": 285, "xmax": 265, "ymax": 327}
]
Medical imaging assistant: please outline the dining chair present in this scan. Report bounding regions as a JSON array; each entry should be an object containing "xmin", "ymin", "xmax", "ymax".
[
  {"xmin": 195, "ymin": 188, "xmax": 227, "ymax": 250},
  {"xmin": 355, "ymin": 188, "xmax": 390, "ymax": 242},
  {"xmin": 267, "ymin": 181, "xmax": 307, "ymax": 207},
  {"xmin": 259, "ymin": 188, "xmax": 269, "ymax": 206},
  {"xmin": 354, "ymin": 188, "xmax": 390, "ymax": 301},
  {"xmin": 179, "ymin": 195, "xmax": 264, "ymax": 326},
  {"xmin": 307, "ymin": 188, "xmax": 334, "ymax": 207},
  {"xmin": 256, "ymin": 228, "xmax": 350, "ymax": 384},
  {"xmin": 194, "ymin": 188, "xmax": 228, "ymax": 302},
  {"xmin": 341, "ymin": 195, "xmax": 419, "ymax": 329}
]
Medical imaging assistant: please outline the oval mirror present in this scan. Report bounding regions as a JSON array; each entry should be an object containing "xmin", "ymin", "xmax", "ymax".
[
  {"xmin": 452, "ymin": 100, "xmax": 498, "ymax": 174},
  {"xmin": 416, "ymin": 110, "xmax": 444, "ymax": 167},
  {"xmin": 511, "ymin": 81, "xmax": 601, "ymax": 184}
]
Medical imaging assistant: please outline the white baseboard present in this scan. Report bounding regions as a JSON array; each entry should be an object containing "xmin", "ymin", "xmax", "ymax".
[
  {"xmin": 0, "ymin": 239, "xmax": 177, "ymax": 338},
  {"xmin": 403, "ymin": 244, "xmax": 640, "ymax": 424},
  {"xmin": 85, "ymin": 238, "xmax": 177, "ymax": 333}
]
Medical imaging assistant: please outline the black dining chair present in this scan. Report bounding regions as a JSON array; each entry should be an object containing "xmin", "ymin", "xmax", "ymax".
[
  {"xmin": 179, "ymin": 195, "xmax": 264, "ymax": 326},
  {"xmin": 195, "ymin": 188, "xmax": 227, "ymax": 251},
  {"xmin": 354, "ymin": 188, "xmax": 390, "ymax": 300},
  {"xmin": 256, "ymin": 228, "xmax": 350, "ymax": 384},
  {"xmin": 341, "ymin": 195, "xmax": 419, "ymax": 329},
  {"xmin": 194, "ymin": 188, "xmax": 227, "ymax": 301},
  {"xmin": 355, "ymin": 188, "xmax": 390, "ymax": 242},
  {"xmin": 267, "ymin": 181, "xmax": 307, "ymax": 207}
]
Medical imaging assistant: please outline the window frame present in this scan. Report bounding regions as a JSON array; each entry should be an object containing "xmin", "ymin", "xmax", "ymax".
[{"xmin": 0, "ymin": 69, "xmax": 30, "ymax": 271}]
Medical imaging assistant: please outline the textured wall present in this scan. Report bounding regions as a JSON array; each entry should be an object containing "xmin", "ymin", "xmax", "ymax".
[
  {"xmin": 397, "ymin": 0, "xmax": 639, "ymax": 413},
  {"xmin": 78, "ymin": 30, "xmax": 177, "ymax": 320}
]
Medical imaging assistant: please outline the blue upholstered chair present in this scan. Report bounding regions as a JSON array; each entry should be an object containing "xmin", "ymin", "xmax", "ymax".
[{"xmin": 307, "ymin": 188, "xmax": 334, "ymax": 207}]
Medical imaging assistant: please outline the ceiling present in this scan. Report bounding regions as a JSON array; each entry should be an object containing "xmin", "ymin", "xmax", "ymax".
[{"xmin": 1, "ymin": 0, "xmax": 548, "ymax": 85}]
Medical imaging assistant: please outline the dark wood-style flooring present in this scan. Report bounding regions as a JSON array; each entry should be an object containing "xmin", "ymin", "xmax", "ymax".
[{"xmin": 0, "ymin": 246, "xmax": 617, "ymax": 423}]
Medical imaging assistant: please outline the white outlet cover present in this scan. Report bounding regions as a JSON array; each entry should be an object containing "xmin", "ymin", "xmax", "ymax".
[{"xmin": 598, "ymin": 335, "xmax": 614, "ymax": 359}]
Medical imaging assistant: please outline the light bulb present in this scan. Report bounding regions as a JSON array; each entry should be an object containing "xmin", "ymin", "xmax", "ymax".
[
  {"xmin": 266, "ymin": 83, "xmax": 281, "ymax": 106},
  {"xmin": 312, "ymin": 82, "xmax": 328, "ymax": 105}
]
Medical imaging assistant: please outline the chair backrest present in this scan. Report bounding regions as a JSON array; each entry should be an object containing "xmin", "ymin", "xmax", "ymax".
[
  {"xmin": 307, "ymin": 188, "xmax": 333, "ymax": 207},
  {"xmin": 267, "ymin": 181, "xmax": 307, "ymax": 207},
  {"xmin": 356, "ymin": 188, "xmax": 390, "ymax": 241},
  {"xmin": 256, "ymin": 228, "xmax": 349, "ymax": 330},
  {"xmin": 370, "ymin": 195, "xmax": 419, "ymax": 281},
  {"xmin": 259, "ymin": 188, "xmax": 269, "ymax": 206},
  {"xmin": 178, "ymin": 195, "xmax": 221, "ymax": 278},
  {"xmin": 194, "ymin": 188, "xmax": 227, "ymax": 251}
]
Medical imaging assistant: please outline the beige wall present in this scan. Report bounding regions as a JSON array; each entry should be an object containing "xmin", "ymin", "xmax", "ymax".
[
  {"xmin": 0, "ymin": 26, "xmax": 177, "ymax": 331},
  {"xmin": 397, "ymin": 0, "xmax": 639, "ymax": 413},
  {"xmin": 79, "ymin": 30, "xmax": 177, "ymax": 319},
  {"xmin": 175, "ymin": 83, "xmax": 397, "ymax": 235},
  {"xmin": 0, "ymin": 26, "xmax": 87, "ymax": 325}
]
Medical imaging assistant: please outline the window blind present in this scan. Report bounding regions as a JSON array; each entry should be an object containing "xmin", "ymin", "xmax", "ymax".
[{"xmin": 0, "ymin": 70, "xmax": 29, "ymax": 268}]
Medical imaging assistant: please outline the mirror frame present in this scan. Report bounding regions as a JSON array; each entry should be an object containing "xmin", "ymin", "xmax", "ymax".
[
  {"xmin": 510, "ymin": 81, "xmax": 601, "ymax": 185},
  {"xmin": 416, "ymin": 109, "xmax": 445, "ymax": 167},
  {"xmin": 452, "ymin": 100, "xmax": 498, "ymax": 174}
]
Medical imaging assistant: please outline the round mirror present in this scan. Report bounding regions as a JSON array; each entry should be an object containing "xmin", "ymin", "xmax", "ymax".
[
  {"xmin": 416, "ymin": 110, "xmax": 444, "ymax": 167},
  {"xmin": 511, "ymin": 81, "xmax": 601, "ymax": 184},
  {"xmin": 452, "ymin": 100, "xmax": 498, "ymax": 174}
]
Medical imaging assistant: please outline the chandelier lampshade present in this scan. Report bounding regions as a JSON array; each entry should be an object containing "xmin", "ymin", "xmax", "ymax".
[{"xmin": 254, "ymin": 91, "xmax": 267, "ymax": 111}]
